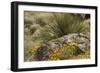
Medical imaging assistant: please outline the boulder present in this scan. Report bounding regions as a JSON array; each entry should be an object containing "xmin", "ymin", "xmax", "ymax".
[{"xmin": 35, "ymin": 33, "xmax": 90, "ymax": 61}]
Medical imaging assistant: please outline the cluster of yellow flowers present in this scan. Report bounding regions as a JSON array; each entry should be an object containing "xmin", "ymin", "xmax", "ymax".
[
  {"xmin": 30, "ymin": 42, "xmax": 89, "ymax": 61},
  {"xmin": 31, "ymin": 45, "xmax": 41, "ymax": 53},
  {"xmin": 48, "ymin": 42, "xmax": 80, "ymax": 60},
  {"xmin": 48, "ymin": 48, "xmax": 64, "ymax": 60}
]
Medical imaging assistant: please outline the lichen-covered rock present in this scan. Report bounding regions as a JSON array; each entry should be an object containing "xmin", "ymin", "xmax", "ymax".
[
  {"xmin": 35, "ymin": 33, "xmax": 90, "ymax": 61},
  {"xmin": 58, "ymin": 33, "xmax": 90, "ymax": 50}
]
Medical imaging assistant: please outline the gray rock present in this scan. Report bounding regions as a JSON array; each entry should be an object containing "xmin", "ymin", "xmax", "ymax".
[{"xmin": 35, "ymin": 32, "xmax": 90, "ymax": 61}]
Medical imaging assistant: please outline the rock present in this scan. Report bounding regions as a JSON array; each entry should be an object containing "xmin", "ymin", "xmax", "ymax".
[
  {"xmin": 35, "ymin": 33, "xmax": 90, "ymax": 61},
  {"xmin": 58, "ymin": 33, "xmax": 90, "ymax": 50}
]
